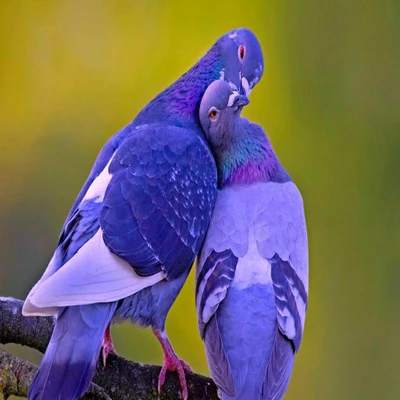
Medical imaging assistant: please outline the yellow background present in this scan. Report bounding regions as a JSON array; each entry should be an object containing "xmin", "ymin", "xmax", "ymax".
[{"xmin": 1, "ymin": 1, "xmax": 399, "ymax": 399}]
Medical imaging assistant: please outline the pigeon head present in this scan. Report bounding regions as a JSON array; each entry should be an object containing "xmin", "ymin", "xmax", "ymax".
[
  {"xmin": 217, "ymin": 28, "xmax": 264, "ymax": 96},
  {"xmin": 200, "ymin": 81, "xmax": 290, "ymax": 187},
  {"xmin": 199, "ymin": 80, "xmax": 249, "ymax": 150},
  {"xmin": 134, "ymin": 28, "xmax": 263, "ymax": 128}
]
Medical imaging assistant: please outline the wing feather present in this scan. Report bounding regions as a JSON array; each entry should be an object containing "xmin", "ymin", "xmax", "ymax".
[
  {"xmin": 101, "ymin": 124, "xmax": 216, "ymax": 280},
  {"xmin": 196, "ymin": 249, "xmax": 238, "ymax": 396},
  {"xmin": 24, "ymin": 229, "xmax": 164, "ymax": 314},
  {"xmin": 24, "ymin": 123, "xmax": 217, "ymax": 315}
]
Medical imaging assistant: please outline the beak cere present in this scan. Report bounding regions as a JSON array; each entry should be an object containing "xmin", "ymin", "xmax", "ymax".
[
  {"xmin": 241, "ymin": 77, "xmax": 251, "ymax": 96},
  {"xmin": 227, "ymin": 92, "xmax": 250, "ymax": 109},
  {"xmin": 227, "ymin": 91, "xmax": 240, "ymax": 107}
]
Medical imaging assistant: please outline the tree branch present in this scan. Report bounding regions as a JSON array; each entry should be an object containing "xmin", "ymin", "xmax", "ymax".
[
  {"xmin": 0, "ymin": 347, "xmax": 36, "ymax": 399},
  {"xmin": 0, "ymin": 297, "xmax": 219, "ymax": 400},
  {"xmin": 0, "ymin": 349, "xmax": 111, "ymax": 400}
]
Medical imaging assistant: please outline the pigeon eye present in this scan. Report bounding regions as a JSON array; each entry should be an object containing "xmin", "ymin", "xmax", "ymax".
[
  {"xmin": 208, "ymin": 107, "xmax": 219, "ymax": 121},
  {"xmin": 238, "ymin": 45, "xmax": 246, "ymax": 63}
]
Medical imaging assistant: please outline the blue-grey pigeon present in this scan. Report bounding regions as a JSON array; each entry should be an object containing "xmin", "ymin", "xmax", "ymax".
[
  {"xmin": 196, "ymin": 80, "xmax": 308, "ymax": 399},
  {"xmin": 22, "ymin": 29, "xmax": 264, "ymax": 400}
]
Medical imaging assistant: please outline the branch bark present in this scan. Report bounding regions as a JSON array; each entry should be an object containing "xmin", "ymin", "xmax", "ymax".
[
  {"xmin": 0, "ymin": 349, "xmax": 111, "ymax": 400},
  {"xmin": 0, "ymin": 297, "xmax": 219, "ymax": 400}
]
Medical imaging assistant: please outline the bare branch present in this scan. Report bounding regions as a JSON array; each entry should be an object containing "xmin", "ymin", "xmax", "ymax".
[
  {"xmin": 0, "ymin": 297, "xmax": 219, "ymax": 400},
  {"xmin": 0, "ymin": 348, "xmax": 111, "ymax": 400}
]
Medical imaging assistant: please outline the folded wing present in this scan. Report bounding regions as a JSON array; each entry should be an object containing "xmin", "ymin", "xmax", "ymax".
[
  {"xmin": 24, "ymin": 124, "xmax": 216, "ymax": 315},
  {"xmin": 196, "ymin": 249, "xmax": 238, "ymax": 396}
]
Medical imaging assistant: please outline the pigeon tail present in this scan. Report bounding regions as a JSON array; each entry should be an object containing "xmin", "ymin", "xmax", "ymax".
[{"xmin": 28, "ymin": 302, "xmax": 117, "ymax": 400}]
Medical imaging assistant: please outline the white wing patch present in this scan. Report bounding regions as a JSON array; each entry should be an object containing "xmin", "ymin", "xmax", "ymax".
[
  {"xmin": 82, "ymin": 154, "xmax": 115, "ymax": 203},
  {"xmin": 232, "ymin": 234, "xmax": 271, "ymax": 290},
  {"xmin": 22, "ymin": 252, "xmax": 61, "ymax": 316},
  {"xmin": 23, "ymin": 229, "xmax": 165, "ymax": 316}
]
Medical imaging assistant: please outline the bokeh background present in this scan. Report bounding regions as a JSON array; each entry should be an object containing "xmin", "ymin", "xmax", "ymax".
[{"xmin": 1, "ymin": 1, "xmax": 399, "ymax": 399}]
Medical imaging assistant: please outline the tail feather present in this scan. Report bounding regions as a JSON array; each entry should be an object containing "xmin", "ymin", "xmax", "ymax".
[
  {"xmin": 221, "ymin": 328, "xmax": 295, "ymax": 400},
  {"xmin": 261, "ymin": 329, "xmax": 295, "ymax": 400},
  {"xmin": 29, "ymin": 302, "xmax": 117, "ymax": 400}
]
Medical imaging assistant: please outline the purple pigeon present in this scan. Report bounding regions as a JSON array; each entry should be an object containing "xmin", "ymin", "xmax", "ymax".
[
  {"xmin": 196, "ymin": 80, "xmax": 308, "ymax": 399},
  {"xmin": 22, "ymin": 29, "xmax": 264, "ymax": 400}
]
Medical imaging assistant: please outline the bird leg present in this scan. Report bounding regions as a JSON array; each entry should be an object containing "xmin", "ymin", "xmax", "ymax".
[
  {"xmin": 102, "ymin": 324, "xmax": 117, "ymax": 366},
  {"xmin": 152, "ymin": 327, "xmax": 192, "ymax": 400}
]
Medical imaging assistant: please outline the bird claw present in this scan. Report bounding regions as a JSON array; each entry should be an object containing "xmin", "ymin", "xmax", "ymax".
[
  {"xmin": 152, "ymin": 327, "xmax": 191, "ymax": 400},
  {"xmin": 158, "ymin": 354, "xmax": 191, "ymax": 400},
  {"xmin": 179, "ymin": 359, "xmax": 193, "ymax": 374},
  {"xmin": 102, "ymin": 341, "xmax": 117, "ymax": 367},
  {"xmin": 102, "ymin": 325, "xmax": 117, "ymax": 367}
]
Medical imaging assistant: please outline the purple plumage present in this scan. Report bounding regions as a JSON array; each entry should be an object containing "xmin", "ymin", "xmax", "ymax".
[
  {"xmin": 196, "ymin": 80, "xmax": 308, "ymax": 399},
  {"xmin": 23, "ymin": 29, "xmax": 264, "ymax": 400},
  {"xmin": 29, "ymin": 304, "xmax": 117, "ymax": 400}
]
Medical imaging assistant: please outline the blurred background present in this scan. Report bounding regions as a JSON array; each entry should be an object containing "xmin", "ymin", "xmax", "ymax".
[{"xmin": 1, "ymin": 1, "xmax": 399, "ymax": 399}]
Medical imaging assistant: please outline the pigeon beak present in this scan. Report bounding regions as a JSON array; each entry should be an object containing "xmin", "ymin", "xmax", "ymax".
[{"xmin": 232, "ymin": 94, "xmax": 250, "ymax": 108}]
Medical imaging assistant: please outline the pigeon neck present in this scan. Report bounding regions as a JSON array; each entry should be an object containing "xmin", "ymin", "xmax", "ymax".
[
  {"xmin": 217, "ymin": 121, "xmax": 290, "ymax": 187},
  {"xmin": 134, "ymin": 44, "xmax": 223, "ymax": 130}
]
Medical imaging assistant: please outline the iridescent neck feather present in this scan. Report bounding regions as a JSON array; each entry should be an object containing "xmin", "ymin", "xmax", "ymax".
[
  {"xmin": 217, "ymin": 121, "xmax": 290, "ymax": 187},
  {"xmin": 134, "ymin": 44, "xmax": 223, "ymax": 130}
]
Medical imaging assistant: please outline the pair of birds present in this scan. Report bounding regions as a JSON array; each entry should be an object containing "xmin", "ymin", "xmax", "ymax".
[{"xmin": 23, "ymin": 27, "xmax": 308, "ymax": 400}]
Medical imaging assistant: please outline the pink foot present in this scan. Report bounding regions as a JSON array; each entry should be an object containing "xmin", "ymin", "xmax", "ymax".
[
  {"xmin": 102, "ymin": 324, "xmax": 117, "ymax": 367},
  {"xmin": 153, "ymin": 328, "xmax": 192, "ymax": 400}
]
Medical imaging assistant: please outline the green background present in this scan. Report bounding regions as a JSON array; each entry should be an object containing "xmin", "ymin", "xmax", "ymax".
[{"xmin": 1, "ymin": 1, "xmax": 399, "ymax": 399}]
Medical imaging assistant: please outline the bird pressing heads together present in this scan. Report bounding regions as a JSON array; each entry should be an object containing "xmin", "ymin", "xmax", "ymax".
[
  {"xmin": 199, "ymin": 80, "xmax": 249, "ymax": 150},
  {"xmin": 218, "ymin": 28, "xmax": 264, "ymax": 96}
]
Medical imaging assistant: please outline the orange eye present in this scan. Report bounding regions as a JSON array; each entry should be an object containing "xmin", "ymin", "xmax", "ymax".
[
  {"xmin": 238, "ymin": 44, "xmax": 246, "ymax": 62},
  {"xmin": 208, "ymin": 108, "xmax": 218, "ymax": 120}
]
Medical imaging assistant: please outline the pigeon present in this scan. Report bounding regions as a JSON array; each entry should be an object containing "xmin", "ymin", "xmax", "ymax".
[
  {"xmin": 22, "ymin": 28, "xmax": 264, "ymax": 400},
  {"xmin": 196, "ymin": 80, "xmax": 308, "ymax": 399}
]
